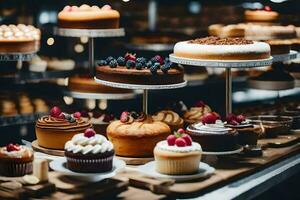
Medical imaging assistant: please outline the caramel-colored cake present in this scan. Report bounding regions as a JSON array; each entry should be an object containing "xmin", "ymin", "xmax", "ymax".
[
  {"xmin": 174, "ymin": 36, "xmax": 271, "ymax": 60},
  {"xmin": 58, "ymin": 4, "xmax": 120, "ymax": 29},
  {"xmin": 266, "ymin": 40, "xmax": 291, "ymax": 55},
  {"xmin": 245, "ymin": 7, "xmax": 279, "ymax": 23},
  {"xmin": 183, "ymin": 101, "xmax": 212, "ymax": 125},
  {"xmin": 35, "ymin": 107, "xmax": 92, "ymax": 150},
  {"xmin": 153, "ymin": 110, "xmax": 184, "ymax": 132},
  {"xmin": 96, "ymin": 54, "xmax": 184, "ymax": 85},
  {"xmin": 107, "ymin": 112, "xmax": 171, "ymax": 157},
  {"xmin": 0, "ymin": 24, "xmax": 40, "ymax": 53}
]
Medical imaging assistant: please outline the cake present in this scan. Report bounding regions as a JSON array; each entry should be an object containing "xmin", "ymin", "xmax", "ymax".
[
  {"xmin": 153, "ymin": 110, "xmax": 184, "ymax": 132},
  {"xmin": 208, "ymin": 24, "xmax": 245, "ymax": 38},
  {"xmin": 245, "ymin": 6, "xmax": 279, "ymax": 23},
  {"xmin": 58, "ymin": 4, "xmax": 120, "ymax": 29},
  {"xmin": 154, "ymin": 129, "xmax": 202, "ymax": 175},
  {"xmin": 183, "ymin": 101, "xmax": 212, "ymax": 125},
  {"xmin": 266, "ymin": 40, "xmax": 291, "ymax": 55},
  {"xmin": 35, "ymin": 106, "xmax": 92, "ymax": 150},
  {"xmin": 107, "ymin": 111, "xmax": 171, "ymax": 157},
  {"xmin": 0, "ymin": 24, "xmax": 40, "ymax": 53},
  {"xmin": 0, "ymin": 144, "xmax": 34, "ymax": 177},
  {"xmin": 65, "ymin": 128, "xmax": 114, "ymax": 173},
  {"xmin": 282, "ymin": 105, "xmax": 300, "ymax": 129},
  {"xmin": 186, "ymin": 112, "xmax": 238, "ymax": 152},
  {"xmin": 96, "ymin": 54, "xmax": 184, "ymax": 85},
  {"xmin": 173, "ymin": 36, "xmax": 271, "ymax": 60}
]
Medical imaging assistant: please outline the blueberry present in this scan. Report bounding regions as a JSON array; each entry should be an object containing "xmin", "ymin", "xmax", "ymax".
[
  {"xmin": 97, "ymin": 60, "xmax": 107, "ymax": 66},
  {"xmin": 150, "ymin": 65, "xmax": 159, "ymax": 75},
  {"xmin": 117, "ymin": 56, "xmax": 125, "ymax": 66},
  {"xmin": 153, "ymin": 62, "xmax": 161, "ymax": 69},
  {"xmin": 136, "ymin": 62, "xmax": 143, "ymax": 70},
  {"xmin": 161, "ymin": 63, "xmax": 171, "ymax": 73},
  {"xmin": 136, "ymin": 57, "xmax": 147, "ymax": 65},
  {"xmin": 65, "ymin": 114, "xmax": 71, "ymax": 120},
  {"xmin": 69, "ymin": 117, "xmax": 76, "ymax": 123},
  {"xmin": 109, "ymin": 59, "xmax": 118, "ymax": 68},
  {"xmin": 126, "ymin": 60, "xmax": 135, "ymax": 69},
  {"xmin": 146, "ymin": 61, "xmax": 152, "ymax": 68},
  {"xmin": 164, "ymin": 57, "xmax": 170, "ymax": 63},
  {"xmin": 106, "ymin": 56, "xmax": 114, "ymax": 63}
]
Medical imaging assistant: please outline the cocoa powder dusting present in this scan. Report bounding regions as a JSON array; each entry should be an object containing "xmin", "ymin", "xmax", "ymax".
[{"xmin": 188, "ymin": 36, "xmax": 253, "ymax": 45}]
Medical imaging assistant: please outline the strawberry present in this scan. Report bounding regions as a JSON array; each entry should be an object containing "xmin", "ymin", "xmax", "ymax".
[
  {"xmin": 120, "ymin": 111, "xmax": 129, "ymax": 123},
  {"xmin": 73, "ymin": 112, "xmax": 81, "ymax": 119},
  {"xmin": 177, "ymin": 128, "xmax": 186, "ymax": 134},
  {"xmin": 124, "ymin": 53, "xmax": 136, "ymax": 62},
  {"xmin": 6, "ymin": 144, "xmax": 20, "ymax": 152},
  {"xmin": 167, "ymin": 135, "xmax": 177, "ymax": 146},
  {"xmin": 236, "ymin": 115, "xmax": 246, "ymax": 123},
  {"xmin": 225, "ymin": 113, "xmax": 236, "ymax": 123},
  {"xmin": 195, "ymin": 101, "xmax": 205, "ymax": 107},
  {"xmin": 201, "ymin": 112, "xmax": 218, "ymax": 124},
  {"xmin": 264, "ymin": 6, "xmax": 271, "ymax": 11}
]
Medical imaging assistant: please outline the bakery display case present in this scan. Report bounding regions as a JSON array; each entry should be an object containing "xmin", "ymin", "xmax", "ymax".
[{"xmin": 0, "ymin": 0, "xmax": 300, "ymax": 199}]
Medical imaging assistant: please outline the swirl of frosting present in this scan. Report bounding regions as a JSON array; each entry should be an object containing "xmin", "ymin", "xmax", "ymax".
[
  {"xmin": 156, "ymin": 141, "xmax": 202, "ymax": 153},
  {"xmin": 36, "ymin": 116, "xmax": 91, "ymax": 131},
  {"xmin": 64, "ymin": 133, "xmax": 113, "ymax": 154},
  {"xmin": 184, "ymin": 106, "xmax": 211, "ymax": 122},
  {"xmin": 187, "ymin": 120, "xmax": 232, "ymax": 134},
  {"xmin": 153, "ymin": 110, "xmax": 183, "ymax": 126},
  {"xmin": 0, "ymin": 146, "xmax": 33, "ymax": 159}
]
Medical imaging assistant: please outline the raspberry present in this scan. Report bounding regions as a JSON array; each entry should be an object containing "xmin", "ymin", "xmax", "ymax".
[{"xmin": 167, "ymin": 135, "xmax": 176, "ymax": 146}]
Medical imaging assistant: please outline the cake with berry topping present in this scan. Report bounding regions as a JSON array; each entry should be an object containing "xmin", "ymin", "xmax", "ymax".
[
  {"xmin": 35, "ymin": 106, "xmax": 92, "ymax": 150},
  {"xmin": 58, "ymin": 4, "xmax": 120, "ymax": 29},
  {"xmin": 154, "ymin": 129, "xmax": 202, "ymax": 175},
  {"xmin": 96, "ymin": 53, "xmax": 184, "ymax": 85},
  {"xmin": 153, "ymin": 110, "xmax": 184, "ymax": 132},
  {"xmin": 64, "ymin": 128, "xmax": 114, "ymax": 173},
  {"xmin": 0, "ymin": 144, "xmax": 34, "ymax": 177},
  {"xmin": 183, "ymin": 101, "xmax": 212, "ymax": 125},
  {"xmin": 245, "ymin": 6, "xmax": 279, "ymax": 23},
  {"xmin": 107, "ymin": 111, "xmax": 171, "ymax": 157},
  {"xmin": 0, "ymin": 24, "xmax": 40, "ymax": 53},
  {"xmin": 174, "ymin": 36, "xmax": 271, "ymax": 60},
  {"xmin": 186, "ymin": 112, "xmax": 238, "ymax": 152}
]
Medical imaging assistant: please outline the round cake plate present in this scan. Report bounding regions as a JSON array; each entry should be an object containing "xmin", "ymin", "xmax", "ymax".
[
  {"xmin": 272, "ymin": 50, "xmax": 298, "ymax": 63},
  {"xmin": 290, "ymin": 129, "xmax": 300, "ymax": 134},
  {"xmin": 0, "ymin": 51, "xmax": 37, "ymax": 61},
  {"xmin": 202, "ymin": 146, "xmax": 243, "ymax": 155},
  {"xmin": 53, "ymin": 27, "xmax": 125, "ymax": 38},
  {"xmin": 137, "ymin": 161, "xmax": 215, "ymax": 182},
  {"xmin": 125, "ymin": 43, "xmax": 174, "ymax": 52},
  {"xmin": 116, "ymin": 156, "xmax": 154, "ymax": 165},
  {"xmin": 248, "ymin": 79, "xmax": 295, "ymax": 91},
  {"xmin": 49, "ymin": 157, "xmax": 126, "ymax": 182},
  {"xmin": 169, "ymin": 54, "xmax": 273, "ymax": 68},
  {"xmin": 94, "ymin": 77, "xmax": 187, "ymax": 90},
  {"xmin": 63, "ymin": 90, "xmax": 138, "ymax": 100},
  {"xmin": 32, "ymin": 140, "xmax": 65, "ymax": 157}
]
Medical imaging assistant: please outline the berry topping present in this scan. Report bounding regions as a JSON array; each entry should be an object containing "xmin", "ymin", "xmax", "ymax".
[
  {"xmin": 146, "ymin": 61, "xmax": 152, "ymax": 69},
  {"xmin": 125, "ymin": 53, "xmax": 136, "ymax": 62},
  {"xmin": 103, "ymin": 114, "xmax": 114, "ymax": 122},
  {"xmin": 230, "ymin": 120, "xmax": 238, "ymax": 126},
  {"xmin": 264, "ymin": 6, "xmax": 271, "ymax": 11},
  {"xmin": 64, "ymin": 114, "xmax": 71, "ymax": 121},
  {"xmin": 195, "ymin": 100, "xmax": 205, "ymax": 107},
  {"xmin": 167, "ymin": 135, "xmax": 177, "ymax": 146},
  {"xmin": 130, "ymin": 111, "xmax": 139, "ymax": 119},
  {"xmin": 177, "ymin": 128, "xmax": 186, "ymax": 134},
  {"xmin": 136, "ymin": 62, "xmax": 143, "ymax": 70},
  {"xmin": 69, "ymin": 117, "xmax": 76, "ymax": 123},
  {"xmin": 120, "ymin": 111, "xmax": 130, "ymax": 123},
  {"xmin": 84, "ymin": 128, "xmax": 96, "ymax": 138},
  {"xmin": 126, "ymin": 60, "xmax": 135, "ymax": 69},
  {"xmin": 6, "ymin": 144, "xmax": 20, "ymax": 152},
  {"xmin": 109, "ymin": 59, "xmax": 118, "ymax": 68},
  {"xmin": 182, "ymin": 134, "xmax": 192, "ymax": 146},
  {"xmin": 102, "ymin": 5, "xmax": 112, "ymax": 10},
  {"xmin": 175, "ymin": 138, "xmax": 187, "ymax": 147},
  {"xmin": 150, "ymin": 65, "xmax": 158, "ymax": 75},
  {"xmin": 106, "ymin": 56, "xmax": 114, "ymax": 63},
  {"xmin": 201, "ymin": 112, "xmax": 219, "ymax": 124},
  {"xmin": 136, "ymin": 57, "xmax": 147, "ymax": 65},
  {"xmin": 81, "ymin": 110, "xmax": 90, "ymax": 118},
  {"xmin": 152, "ymin": 55, "xmax": 164, "ymax": 65},
  {"xmin": 225, "ymin": 113, "xmax": 246, "ymax": 125},
  {"xmin": 98, "ymin": 60, "xmax": 107, "ymax": 66},
  {"xmin": 50, "ymin": 106, "xmax": 62, "ymax": 118},
  {"xmin": 58, "ymin": 112, "xmax": 65, "ymax": 119},
  {"xmin": 161, "ymin": 63, "xmax": 171, "ymax": 73},
  {"xmin": 73, "ymin": 112, "xmax": 81, "ymax": 119},
  {"xmin": 236, "ymin": 115, "xmax": 246, "ymax": 123},
  {"xmin": 225, "ymin": 113, "xmax": 236, "ymax": 123},
  {"xmin": 117, "ymin": 56, "xmax": 125, "ymax": 66}
]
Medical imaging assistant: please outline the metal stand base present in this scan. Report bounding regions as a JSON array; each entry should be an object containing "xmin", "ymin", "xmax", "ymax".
[
  {"xmin": 143, "ymin": 89, "xmax": 148, "ymax": 114},
  {"xmin": 225, "ymin": 68, "xmax": 232, "ymax": 115}
]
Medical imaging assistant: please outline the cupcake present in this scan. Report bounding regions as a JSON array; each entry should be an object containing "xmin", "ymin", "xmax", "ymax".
[
  {"xmin": 183, "ymin": 101, "xmax": 212, "ymax": 125},
  {"xmin": 0, "ymin": 144, "xmax": 34, "ymax": 177},
  {"xmin": 153, "ymin": 110, "xmax": 184, "ymax": 132},
  {"xmin": 64, "ymin": 128, "xmax": 114, "ymax": 173},
  {"xmin": 154, "ymin": 129, "xmax": 202, "ymax": 175}
]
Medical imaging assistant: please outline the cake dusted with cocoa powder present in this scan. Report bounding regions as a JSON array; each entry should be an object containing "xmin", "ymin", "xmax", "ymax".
[
  {"xmin": 96, "ymin": 53, "xmax": 184, "ymax": 85},
  {"xmin": 174, "ymin": 36, "xmax": 271, "ymax": 60}
]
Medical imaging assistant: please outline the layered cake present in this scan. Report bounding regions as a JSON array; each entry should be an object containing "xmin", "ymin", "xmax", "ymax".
[
  {"xmin": 96, "ymin": 54, "xmax": 184, "ymax": 85},
  {"xmin": 266, "ymin": 40, "xmax": 291, "ymax": 55},
  {"xmin": 35, "ymin": 106, "xmax": 92, "ymax": 150},
  {"xmin": 0, "ymin": 24, "xmax": 40, "ymax": 53},
  {"xmin": 58, "ymin": 4, "xmax": 120, "ymax": 29},
  {"xmin": 153, "ymin": 110, "xmax": 184, "ymax": 132},
  {"xmin": 174, "ymin": 36, "xmax": 271, "ymax": 60},
  {"xmin": 186, "ymin": 112, "xmax": 238, "ymax": 152},
  {"xmin": 183, "ymin": 101, "xmax": 212, "ymax": 125},
  {"xmin": 107, "ymin": 111, "xmax": 171, "ymax": 157},
  {"xmin": 154, "ymin": 129, "xmax": 202, "ymax": 175},
  {"xmin": 65, "ymin": 128, "xmax": 114, "ymax": 173},
  {"xmin": 245, "ymin": 6, "xmax": 279, "ymax": 23}
]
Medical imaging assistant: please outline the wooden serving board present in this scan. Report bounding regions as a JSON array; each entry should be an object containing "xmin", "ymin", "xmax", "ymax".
[
  {"xmin": 116, "ymin": 155, "xmax": 154, "ymax": 165},
  {"xmin": 32, "ymin": 140, "xmax": 64, "ymax": 157}
]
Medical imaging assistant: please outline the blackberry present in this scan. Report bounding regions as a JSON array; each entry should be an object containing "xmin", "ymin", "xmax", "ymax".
[
  {"xmin": 153, "ymin": 62, "xmax": 161, "ymax": 69},
  {"xmin": 161, "ymin": 62, "xmax": 171, "ymax": 73},
  {"xmin": 146, "ymin": 61, "xmax": 152, "ymax": 68},
  {"xmin": 97, "ymin": 60, "xmax": 107, "ymax": 66},
  {"xmin": 151, "ymin": 55, "xmax": 163, "ymax": 64},
  {"xmin": 164, "ymin": 57, "xmax": 170, "ymax": 63},
  {"xmin": 136, "ymin": 62, "xmax": 143, "ymax": 70},
  {"xmin": 126, "ymin": 60, "xmax": 135, "ymax": 69},
  {"xmin": 69, "ymin": 117, "xmax": 76, "ymax": 123},
  {"xmin": 150, "ymin": 65, "xmax": 159, "ymax": 75},
  {"xmin": 117, "ymin": 56, "xmax": 126, "ymax": 66},
  {"xmin": 131, "ymin": 111, "xmax": 139, "ymax": 119},
  {"xmin": 64, "ymin": 114, "xmax": 71, "ymax": 120},
  {"xmin": 106, "ymin": 56, "xmax": 114, "ymax": 63},
  {"xmin": 136, "ymin": 57, "xmax": 147, "ymax": 65},
  {"xmin": 109, "ymin": 59, "xmax": 118, "ymax": 68}
]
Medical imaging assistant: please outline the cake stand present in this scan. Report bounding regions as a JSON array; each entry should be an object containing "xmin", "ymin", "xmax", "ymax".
[
  {"xmin": 63, "ymin": 90, "xmax": 139, "ymax": 100},
  {"xmin": 169, "ymin": 54, "xmax": 273, "ymax": 115},
  {"xmin": 272, "ymin": 50, "xmax": 298, "ymax": 63},
  {"xmin": 0, "ymin": 51, "xmax": 37, "ymax": 61}
]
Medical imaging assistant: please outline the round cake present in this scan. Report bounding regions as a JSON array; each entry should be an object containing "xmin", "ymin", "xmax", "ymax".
[
  {"xmin": 245, "ymin": 7, "xmax": 279, "ymax": 23},
  {"xmin": 107, "ymin": 111, "xmax": 171, "ymax": 157},
  {"xmin": 96, "ymin": 54, "xmax": 184, "ymax": 85},
  {"xmin": 183, "ymin": 101, "xmax": 212, "ymax": 125},
  {"xmin": 58, "ymin": 4, "xmax": 120, "ymax": 29},
  {"xmin": 152, "ymin": 110, "xmax": 184, "ymax": 132},
  {"xmin": 35, "ymin": 107, "xmax": 92, "ymax": 150},
  {"xmin": 266, "ymin": 40, "xmax": 291, "ymax": 55},
  {"xmin": 174, "ymin": 36, "xmax": 271, "ymax": 60},
  {"xmin": 0, "ymin": 24, "xmax": 40, "ymax": 53}
]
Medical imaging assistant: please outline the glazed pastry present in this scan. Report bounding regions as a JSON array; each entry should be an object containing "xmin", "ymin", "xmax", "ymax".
[
  {"xmin": 245, "ymin": 6, "xmax": 279, "ymax": 23},
  {"xmin": 153, "ymin": 110, "xmax": 184, "ymax": 132},
  {"xmin": 96, "ymin": 54, "xmax": 184, "ymax": 85},
  {"xmin": 58, "ymin": 4, "xmax": 120, "ymax": 29},
  {"xmin": 35, "ymin": 106, "xmax": 92, "ymax": 150},
  {"xmin": 65, "ymin": 128, "xmax": 114, "ymax": 173},
  {"xmin": 154, "ymin": 129, "xmax": 202, "ymax": 175},
  {"xmin": 183, "ymin": 101, "xmax": 212, "ymax": 125},
  {"xmin": 0, "ymin": 144, "xmax": 34, "ymax": 177},
  {"xmin": 107, "ymin": 111, "xmax": 171, "ymax": 157}
]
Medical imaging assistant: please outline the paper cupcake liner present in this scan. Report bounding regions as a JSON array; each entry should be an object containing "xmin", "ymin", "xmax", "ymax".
[{"xmin": 0, "ymin": 161, "xmax": 33, "ymax": 177}]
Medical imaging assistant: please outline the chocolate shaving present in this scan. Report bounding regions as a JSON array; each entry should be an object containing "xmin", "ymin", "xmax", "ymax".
[{"xmin": 188, "ymin": 36, "xmax": 253, "ymax": 45}]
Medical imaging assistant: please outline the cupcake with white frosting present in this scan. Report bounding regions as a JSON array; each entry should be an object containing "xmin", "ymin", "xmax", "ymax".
[
  {"xmin": 154, "ymin": 129, "xmax": 202, "ymax": 175},
  {"xmin": 64, "ymin": 128, "xmax": 114, "ymax": 173}
]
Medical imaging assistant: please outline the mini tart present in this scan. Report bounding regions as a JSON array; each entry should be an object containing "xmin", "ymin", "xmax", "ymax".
[
  {"xmin": 245, "ymin": 10, "xmax": 279, "ymax": 23},
  {"xmin": 154, "ymin": 141, "xmax": 202, "ymax": 175},
  {"xmin": 0, "ymin": 145, "xmax": 34, "ymax": 177},
  {"xmin": 152, "ymin": 110, "xmax": 184, "ymax": 132},
  {"xmin": 107, "ymin": 115, "xmax": 171, "ymax": 157},
  {"xmin": 174, "ymin": 36, "xmax": 271, "ymax": 60},
  {"xmin": 65, "ymin": 133, "xmax": 114, "ymax": 173},
  {"xmin": 58, "ymin": 4, "xmax": 120, "ymax": 29},
  {"xmin": 183, "ymin": 106, "xmax": 212, "ymax": 125},
  {"xmin": 266, "ymin": 40, "xmax": 291, "ymax": 55}
]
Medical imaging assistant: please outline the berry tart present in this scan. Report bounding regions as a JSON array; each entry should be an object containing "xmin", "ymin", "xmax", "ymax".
[
  {"xmin": 58, "ymin": 4, "xmax": 120, "ymax": 29},
  {"xmin": 96, "ymin": 53, "xmax": 184, "ymax": 85},
  {"xmin": 183, "ymin": 101, "xmax": 212, "ymax": 125},
  {"xmin": 154, "ymin": 129, "xmax": 202, "ymax": 175},
  {"xmin": 186, "ymin": 112, "xmax": 238, "ymax": 152},
  {"xmin": 0, "ymin": 144, "xmax": 34, "ymax": 177},
  {"xmin": 245, "ymin": 6, "xmax": 279, "ymax": 23},
  {"xmin": 65, "ymin": 128, "xmax": 114, "ymax": 173},
  {"xmin": 107, "ymin": 111, "xmax": 171, "ymax": 157},
  {"xmin": 153, "ymin": 110, "xmax": 184, "ymax": 132},
  {"xmin": 224, "ymin": 114, "xmax": 263, "ymax": 146},
  {"xmin": 35, "ymin": 106, "xmax": 92, "ymax": 150}
]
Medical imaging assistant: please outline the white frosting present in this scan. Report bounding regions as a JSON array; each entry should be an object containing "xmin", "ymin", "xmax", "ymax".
[
  {"xmin": 156, "ymin": 141, "xmax": 202, "ymax": 153},
  {"xmin": 64, "ymin": 133, "xmax": 113, "ymax": 154},
  {"xmin": 187, "ymin": 120, "xmax": 232, "ymax": 134},
  {"xmin": 174, "ymin": 41, "xmax": 270, "ymax": 57},
  {"xmin": 0, "ymin": 146, "xmax": 28, "ymax": 158}
]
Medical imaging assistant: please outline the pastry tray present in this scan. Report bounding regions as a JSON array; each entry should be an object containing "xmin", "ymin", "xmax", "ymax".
[
  {"xmin": 0, "ymin": 51, "xmax": 37, "ymax": 61},
  {"xmin": 63, "ymin": 90, "xmax": 139, "ymax": 100},
  {"xmin": 54, "ymin": 27, "xmax": 125, "ymax": 38}
]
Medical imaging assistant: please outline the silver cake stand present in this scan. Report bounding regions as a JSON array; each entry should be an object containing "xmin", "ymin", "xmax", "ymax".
[
  {"xmin": 0, "ymin": 51, "xmax": 37, "ymax": 61},
  {"xmin": 272, "ymin": 50, "xmax": 298, "ymax": 63},
  {"xmin": 169, "ymin": 54, "xmax": 273, "ymax": 115},
  {"xmin": 63, "ymin": 90, "xmax": 139, "ymax": 100},
  {"xmin": 94, "ymin": 77, "xmax": 187, "ymax": 114}
]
